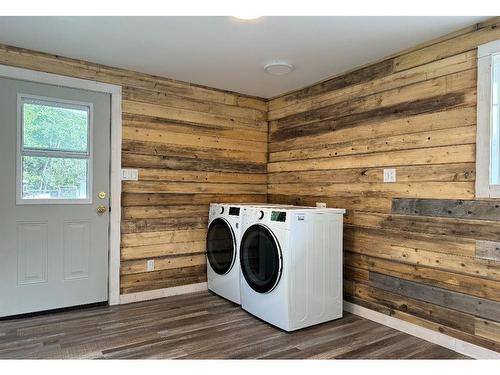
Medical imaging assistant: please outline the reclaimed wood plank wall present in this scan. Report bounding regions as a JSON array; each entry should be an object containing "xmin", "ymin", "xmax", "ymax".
[
  {"xmin": 0, "ymin": 43, "xmax": 268, "ymax": 295},
  {"xmin": 267, "ymin": 18, "xmax": 500, "ymax": 351}
]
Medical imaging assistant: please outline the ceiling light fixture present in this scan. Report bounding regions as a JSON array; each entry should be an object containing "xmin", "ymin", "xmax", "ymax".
[
  {"xmin": 264, "ymin": 61, "xmax": 295, "ymax": 76},
  {"xmin": 233, "ymin": 16, "xmax": 262, "ymax": 20}
]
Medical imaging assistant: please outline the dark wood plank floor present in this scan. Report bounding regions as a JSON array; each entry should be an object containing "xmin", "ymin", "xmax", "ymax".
[{"xmin": 0, "ymin": 291, "xmax": 468, "ymax": 359}]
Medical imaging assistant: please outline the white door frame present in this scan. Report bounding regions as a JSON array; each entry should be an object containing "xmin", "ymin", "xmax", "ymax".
[{"xmin": 0, "ymin": 64, "xmax": 122, "ymax": 306}]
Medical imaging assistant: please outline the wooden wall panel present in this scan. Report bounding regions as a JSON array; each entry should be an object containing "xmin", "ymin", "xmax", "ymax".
[
  {"xmin": 0, "ymin": 43, "xmax": 268, "ymax": 295},
  {"xmin": 392, "ymin": 198, "xmax": 500, "ymax": 220},
  {"xmin": 268, "ymin": 18, "xmax": 500, "ymax": 351},
  {"xmin": 476, "ymin": 240, "xmax": 500, "ymax": 261}
]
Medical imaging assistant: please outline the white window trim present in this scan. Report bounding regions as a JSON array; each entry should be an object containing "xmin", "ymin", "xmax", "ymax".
[
  {"xmin": 0, "ymin": 64, "xmax": 122, "ymax": 306},
  {"xmin": 16, "ymin": 94, "xmax": 94, "ymax": 205},
  {"xmin": 476, "ymin": 39, "xmax": 500, "ymax": 198}
]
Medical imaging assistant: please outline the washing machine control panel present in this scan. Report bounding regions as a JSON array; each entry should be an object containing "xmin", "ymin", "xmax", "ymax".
[
  {"xmin": 270, "ymin": 211, "xmax": 287, "ymax": 222},
  {"xmin": 229, "ymin": 207, "xmax": 240, "ymax": 216}
]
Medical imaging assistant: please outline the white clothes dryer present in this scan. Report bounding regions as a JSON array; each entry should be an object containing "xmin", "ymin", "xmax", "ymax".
[{"xmin": 239, "ymin": 206, "xmax": 345, "ymax": 331}]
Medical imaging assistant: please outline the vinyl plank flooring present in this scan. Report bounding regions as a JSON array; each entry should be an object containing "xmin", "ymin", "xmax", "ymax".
[{"xmin": 0, "ymin": 290, "xmax": 468, "ymax": 359}]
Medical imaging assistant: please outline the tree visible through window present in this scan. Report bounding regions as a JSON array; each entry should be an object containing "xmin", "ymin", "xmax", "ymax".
[{"xmin": 19, "ymin": 97, "xmax": 91, "ymax": 202}]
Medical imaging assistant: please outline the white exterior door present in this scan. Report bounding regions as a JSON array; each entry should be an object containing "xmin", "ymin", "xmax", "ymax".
[{"xmin": 0, "ymin": 76, "xmax": 111, "ymax": 317}]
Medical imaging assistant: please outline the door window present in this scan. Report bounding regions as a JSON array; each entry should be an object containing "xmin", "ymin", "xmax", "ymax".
[
  {"xmin": 240, "ymin": 224, "xmax": 282, "ymax": 293},
  {"xmin": 17, "ymin": 95, "xmax": 92, "ymax": 204},
  {"xmin": 206, "ymin": 218, "xmax": 236, "ymax": 275}
]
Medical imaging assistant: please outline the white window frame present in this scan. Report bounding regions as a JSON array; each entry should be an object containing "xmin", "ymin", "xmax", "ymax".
[
  {"xmin": 16, "ymin": 94, "xmax": 94, "ymax": 205},
  {"xmin": 476, "ymin": 39, "xmax": 500, "ymax": 198}
]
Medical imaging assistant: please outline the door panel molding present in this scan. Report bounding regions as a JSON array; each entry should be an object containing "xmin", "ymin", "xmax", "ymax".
[
  {"xmin": 17, "ymin": 221, "xmax": 48, "ymax": 285},
  {"xmin": 63, "ymin": 220, "xmax": 91, "ymax": 280},
  {"xmin": 0, "ymin": 63, "xmax": 122, "ymax": 305}
]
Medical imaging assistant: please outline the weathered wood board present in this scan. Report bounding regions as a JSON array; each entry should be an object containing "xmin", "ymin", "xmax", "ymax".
[
  {"xmin": 476, "ymin": 240, "xmax": 500, "ymax": 261},
  {"xmin": 368, "ymin": 272, "xmax": 500, "ymax": 322},
  {"xmin": 392, "ymin": 198, "xmax": 500, "ymax": 221}
]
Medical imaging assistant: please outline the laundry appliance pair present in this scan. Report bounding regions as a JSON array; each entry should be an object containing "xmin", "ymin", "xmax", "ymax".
[{"xmin": 206, "ymin": 203, "xmax": 345, "ymax": 331}]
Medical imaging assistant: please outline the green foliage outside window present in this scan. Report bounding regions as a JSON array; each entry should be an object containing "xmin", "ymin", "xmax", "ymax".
[{"xmin": 22, "ymin": 102, "xmax": 89, "ymax": 199}]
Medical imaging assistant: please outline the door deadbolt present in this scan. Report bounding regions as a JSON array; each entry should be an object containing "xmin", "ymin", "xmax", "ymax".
[
  {"xmin": 98, "ymin": 192, "xmax": 106, "ymax": 199},
  {"xmin": 97, "ymin": 205, "xmax": 107, "ymax": 215}
]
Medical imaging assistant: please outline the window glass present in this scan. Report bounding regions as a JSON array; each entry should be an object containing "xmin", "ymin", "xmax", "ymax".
[
  {"xmin": 491, "ymin": 54, "xmax": 500, "ymax": 185},
  {"xmin": 22, "ymin": 156, "xmax": 88, "ymax": 200},
  {"xmin": 18, "ymin": 96, "xmax": 91, "ymax": 202},
  {"xmin": 22, "ymin": 100, "xmax": 89, "ymax": 153},
  {"xmin": 240, "ymin": 225, "xmax": 281, "ymax": 294},
  {"xmin": 206, "ymin": 219, "xmax": 235, "ymax": 275}
]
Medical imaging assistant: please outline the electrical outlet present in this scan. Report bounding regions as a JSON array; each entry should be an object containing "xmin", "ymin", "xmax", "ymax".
[
  {"xmin": 121, "ymin": 168, "xmax": 138, "ymax": 181},
  {"xmin": 147, "ymin": 259, "xmax": 155, "ymax": 272},
  {"xmin": 316, "ymin": 202, "xmax": 327, "ymax": 208},
  {"xmin": 383, "ymin": 168, "xmax": 396, "ymax": 183}
]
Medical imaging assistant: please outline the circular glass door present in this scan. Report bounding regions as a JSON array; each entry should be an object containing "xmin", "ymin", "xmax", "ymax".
[
  {"xmin": 240, "ymin": 224, "xmax": 282, "ymax": 293},
  {"xmin": 206, "ymin": 218, "xmax": 236, "ymax": 275}
]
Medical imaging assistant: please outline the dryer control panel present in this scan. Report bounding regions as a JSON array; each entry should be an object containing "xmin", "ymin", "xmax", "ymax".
[
  {"xmin": 229, "ymin": 207, "xmax": 240, "ymax": 216},
  {"xmin": 271, "ymin": 211, "xmax": 287, "ymax": 222}
]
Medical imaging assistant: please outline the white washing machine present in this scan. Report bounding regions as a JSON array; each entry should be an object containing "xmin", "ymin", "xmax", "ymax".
[
  {"xmin": 206, "ymin": 203, "xmax": 292, "ymax": 304},
  {"xmin": 239, "ymin": 205, "xmax": 345, "ymax": 331}
]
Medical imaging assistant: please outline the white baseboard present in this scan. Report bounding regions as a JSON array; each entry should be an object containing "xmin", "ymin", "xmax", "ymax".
[
  {"xmin": 344, "ymin": 300, "xmax": 500, "ymax": 359},
  {"xmin": 119, "ymin": 282, "xmax": 208, "ymax": 304}
]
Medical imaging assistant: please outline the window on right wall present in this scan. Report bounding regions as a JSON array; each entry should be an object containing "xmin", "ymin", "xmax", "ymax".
[{"xmin": 476, "ymin": 40, "xmax": 500, "ymax": 198}]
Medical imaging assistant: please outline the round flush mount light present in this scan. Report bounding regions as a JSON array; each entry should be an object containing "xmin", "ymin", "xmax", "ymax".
[{"xmin": 264, "ymin": 61, "xmax": 295, "ymax": 76}]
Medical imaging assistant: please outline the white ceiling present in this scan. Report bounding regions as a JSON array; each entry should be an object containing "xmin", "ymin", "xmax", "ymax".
[{"xmin": 0, "ymin": 16, "xmax": 489, "ymax": 98}]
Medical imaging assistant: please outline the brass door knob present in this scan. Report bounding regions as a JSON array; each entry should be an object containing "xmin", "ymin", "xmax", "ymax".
[{"xmin": 97, "ymin": 205, "xmax": 107, "ymax": 215}]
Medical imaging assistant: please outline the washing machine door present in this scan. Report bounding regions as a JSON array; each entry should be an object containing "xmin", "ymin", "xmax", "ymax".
[
  {"xmin": 206, "ymin": 218, "xmax": 236, "ymax": 275},
  {"xmin": 240, "ymin": 224, "xmax": 283, "ymax": 294}
]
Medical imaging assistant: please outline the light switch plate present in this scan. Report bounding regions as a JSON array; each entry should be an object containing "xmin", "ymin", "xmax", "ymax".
[
  {"xmin": 121, "ymin": 168, "xmax": 138, "ymax": 181},
  {"xmin": 147, "ymin": 259, "xmax": 155, "ymax": 272},
  {"xmin": 316, "ymin": 202, "xmax": 327, "ymax": 208},
  {"xmin": 383, "ymin": 168, "xmax": 396, "ymax": 183}
]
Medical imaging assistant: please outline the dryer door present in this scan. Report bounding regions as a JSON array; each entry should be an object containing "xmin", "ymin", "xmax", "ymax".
[
  {"xmin": 240, "ymin": 224, "xmax": 282, "ymax": 294},
  {"xmin": 206, "ymin": 218, "xmax": 236, "ymax": 275}
]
